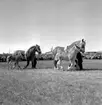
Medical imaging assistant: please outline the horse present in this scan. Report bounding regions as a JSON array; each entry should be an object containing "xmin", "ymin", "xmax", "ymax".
[
  {"xmin": 51, "ymin": 46, "xmax": 66, "ymax": 69},
  {"xmin": 51, "ymin": 46, "xmax": 65, "ymax": 58},
  {"xmin": 7, "ymin": 50, "xmax": 26, "ymax": 70},
  {"xmin": 52, "ymin": 39, "xmax": 86, "ymax": 70},
  {"xmin": 23, "ymin": 44, "xmax": 41, "ymax": 69},
  {"xmin": 65, "ymin": 39, "xmax": 86, "ymax": 70}
]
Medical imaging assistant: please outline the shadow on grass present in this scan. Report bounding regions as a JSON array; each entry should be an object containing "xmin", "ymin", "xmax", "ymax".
[
  {"xmin": 19, "ymin": 67, "xmax": 102, "ymax": 72},
  {"xmin": 61, "ymin": 68, "xmax": 102, "ymax": 72},
  {"xmin": 82, "ymin": 68, "xmax": 102, "ymax": 71}
]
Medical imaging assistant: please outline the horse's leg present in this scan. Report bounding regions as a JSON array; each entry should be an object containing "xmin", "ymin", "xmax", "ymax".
[
  {"xmin": 10, "ymin": 61, "xmax": 13, "ymax": 69},
  {"xmin": 7, "ymin": 59, "xmax": 11, "ymax": 70},
  {"xmin": 68, "ymin": 60, "xmax": 74, "ymax": 70},
  {"xmin": 57, "ymin": 60, "xmax": 63, "ymax": 70},
  {"xmin": 34, "ymin": 58, "xmax": 37, "ymax": 68},
  {"xmin": 31, "ymin": 57, "xmax": 37, "ymax": 69},
  {"xmin": 31, "ymin": 57, "xmax": 34, "ymax": 68},
  {"xmin": 17, "ymin": 61, "xmax": 21, "ymax": 70},
  {"xmin": 56, "ymin": 60, "xmax": 60, "ymax": 70},
  {"xmin": 16, "ymin": 60, "xmax": 19, "ymax": 70},
  {"xmin": 32, "ymin": 58, "xmax": 35, "ymax": 69},
  {"xmin": 53, "ymin": 60, "xmax": 56, "ymax": 69},
  {"xmin": 32, "ymin": 60, "xmax": 34, "ymax": 68},
  {"xmin": 8, "ymin": 61, "xmax": 12, "ymax": 69},
  {"xmin": 54, "ymin": 60, "xmax": 58, "ymax": 69},
  {"xmin": 71, "ymin": 59, "xmax": 79, "ymax": 70},
  {"xmin": 68, "ymin": 60, "xmax": 71, "ymax": 69},
  {"xmin": 12, "ymin": 62, "xmax": 16, "ymax": 69},
  {"xmin": 60, "ymin": 60, "xmax": 63, "ymax": 70},
  {"xmin": 23, "ymin": 60, "xmax": 30, "ymax": 69},
  {"xmin": 7, "ymin": 62, "xmax": 9, "ymax": 70},
  {"xmin": 7, "ymin": 60, "xmax": 10, "ymax": 70},
  {"xmin": 10, "ymin": 61, "xmax": 13, "ymax": 70}
]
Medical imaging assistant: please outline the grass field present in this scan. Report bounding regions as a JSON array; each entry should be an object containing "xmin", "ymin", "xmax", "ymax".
[{"xmin": 0, "ymin": 59, "xmax": 102, "ymax": 105}]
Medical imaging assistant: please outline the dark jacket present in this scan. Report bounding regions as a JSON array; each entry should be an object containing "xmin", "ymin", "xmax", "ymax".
[{"xmin": 76, "ymin": 52, "xmax": 83, "ymax": 63}]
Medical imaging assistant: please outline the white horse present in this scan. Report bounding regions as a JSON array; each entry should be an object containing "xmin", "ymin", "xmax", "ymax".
[
  {"xmin": 65, "ymin": 39, "xmax": 86, "ymax": 70},
  {"xmin": 52, "ymin": 39, "xmax": 86, "ymax": 70}
]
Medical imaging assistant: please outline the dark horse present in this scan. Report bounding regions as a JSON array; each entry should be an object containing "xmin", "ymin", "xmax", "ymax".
[{"xmin": 23, "ymin": 44, "xmax": 41, "ymax": 69}]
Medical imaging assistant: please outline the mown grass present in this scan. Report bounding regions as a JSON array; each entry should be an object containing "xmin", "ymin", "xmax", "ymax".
[
  {"xmin": 1, "ymin": 59, "xmax": 102, "ymax": 70},
  {"xmin": 0, "ymin": 60, "xmax": 102, "ymax": 105}
]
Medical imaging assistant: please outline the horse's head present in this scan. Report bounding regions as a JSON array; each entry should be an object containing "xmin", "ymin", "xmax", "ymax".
[
  {"xmin": 78, "ymin": 39, "xmax": 86, "ymax": 53},
  {"xmin": 65, "ymin": 39, "xmax": 86, "ymax": 54},
  {"xmin": 74, "ymin": 44, "xmax": 82, "ymax": 52},
  {"xmin": 35, "ymin": 44, "xmax": 41, "ymax": 54}
]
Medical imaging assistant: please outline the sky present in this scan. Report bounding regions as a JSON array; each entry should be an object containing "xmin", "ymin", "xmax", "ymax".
[{"xmin": 0, "ymin": 0, "xmax": 102, "ymax": 53}]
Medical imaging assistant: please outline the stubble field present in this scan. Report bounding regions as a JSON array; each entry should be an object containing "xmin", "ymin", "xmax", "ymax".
[{"xmin": 0, "ymin": 59, "xmax": 102, "ymax": 105}]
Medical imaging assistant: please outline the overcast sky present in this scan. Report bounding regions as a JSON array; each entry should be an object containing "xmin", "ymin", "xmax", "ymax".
[{"xmin": 0, "ymin": 0, "xmax": 102, "ymax": 53}]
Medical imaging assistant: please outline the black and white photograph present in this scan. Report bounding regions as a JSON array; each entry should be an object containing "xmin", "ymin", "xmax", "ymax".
[{"xmin": 0, "ymin": 0, "xmax": 102, "ymax": 105}]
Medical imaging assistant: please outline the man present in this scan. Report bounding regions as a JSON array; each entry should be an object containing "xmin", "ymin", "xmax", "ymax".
[{"xmin": 76, "ymin": 52, "xmax": 83, "ymax": 70}]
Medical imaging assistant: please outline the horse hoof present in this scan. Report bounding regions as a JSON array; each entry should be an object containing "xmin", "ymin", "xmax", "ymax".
[{"xmin": 32, "ymin": 67, "xmax": 36, "ymax": 69}]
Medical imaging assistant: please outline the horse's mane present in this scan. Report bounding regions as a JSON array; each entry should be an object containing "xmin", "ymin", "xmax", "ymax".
[
  {"xmin": 66, "ymin": 40, "xmax": 81, "ymax": 50},
  {"xmin": 29, "ymin": 46, "xmax": 34, "ymax": 49},
  {"xmin": 14, "ymin": 50, "xmax": 25, "ymax": 52},
  {"xmin": 26, "ymin": 45, "xmax": 40, "ymax": 54},
  {"xmin": 28, "ymin": 45, "xmax": 40, "ymax": 50},
  {"xmin": 54, "ymin": 46, "xmax": 65, "ymax": 51},
  {"xmin": 52, "ymin": 46, "xmax": 65, "ymax": 55}
]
